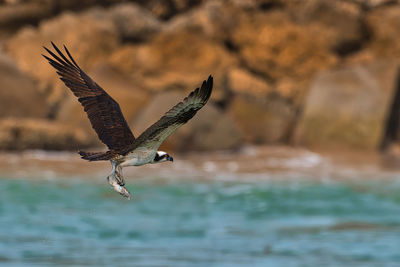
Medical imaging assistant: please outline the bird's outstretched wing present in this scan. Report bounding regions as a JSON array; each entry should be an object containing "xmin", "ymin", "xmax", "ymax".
[
  {"xmin": 124, "ymin": 75, "xmax": 213, "ymax": 154},
  {"xmin": 42, "ymin": 42, "xmax": 135, "ymax": 152}
]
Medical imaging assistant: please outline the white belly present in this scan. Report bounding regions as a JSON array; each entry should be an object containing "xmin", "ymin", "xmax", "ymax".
[{"xmin": 119, "ymin": 148, "xmax": 156, "ymax": 167}]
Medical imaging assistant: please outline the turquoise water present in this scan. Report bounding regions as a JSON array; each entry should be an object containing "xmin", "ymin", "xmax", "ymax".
[{"xmin": 1, "ymin": 177, "xmax": 400, "ymax": 267}]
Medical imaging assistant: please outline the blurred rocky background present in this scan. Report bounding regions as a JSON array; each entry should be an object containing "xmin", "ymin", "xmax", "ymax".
[{"xmin": 1, "ymin": 0, "xmax": 400, "ymax": 155}]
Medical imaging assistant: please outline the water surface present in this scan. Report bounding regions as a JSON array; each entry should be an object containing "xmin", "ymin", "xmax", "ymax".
[{"xmin": 1, "ymin": 176, "xmax": 400, "ymax": 267}]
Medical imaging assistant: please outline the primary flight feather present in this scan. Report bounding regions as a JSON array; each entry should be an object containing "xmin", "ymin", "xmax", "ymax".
[{"xmin": 43, "ymin": 42, "xmax": 213, "ymax": 199}]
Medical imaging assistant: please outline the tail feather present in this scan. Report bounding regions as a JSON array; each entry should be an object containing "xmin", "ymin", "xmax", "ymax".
[{"xmin": 78, "ymin": 150, "xmax": 115, "ymax": 161}]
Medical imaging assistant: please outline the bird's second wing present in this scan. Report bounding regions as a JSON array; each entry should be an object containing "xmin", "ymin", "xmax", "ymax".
[
  {"xmin": 126, "ymin": 75, "xmax": 213, "ymax": 153},
  {"xmin": 43, "ymin": 42, "xmax": 135, "ymax": 152}
]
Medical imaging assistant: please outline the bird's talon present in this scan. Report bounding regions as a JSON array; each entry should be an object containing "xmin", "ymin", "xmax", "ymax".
[{"xmin": 115, "ymin": 172, "xmax": 125, "ymax": 186}]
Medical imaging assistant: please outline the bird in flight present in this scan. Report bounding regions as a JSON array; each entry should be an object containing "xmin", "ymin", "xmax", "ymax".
[{"xmin": 43, "ymin": 42, "xmax": 213, "ymax": 199}]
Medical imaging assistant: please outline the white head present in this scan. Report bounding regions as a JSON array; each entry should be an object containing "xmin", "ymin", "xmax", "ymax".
[{"xmin": 152, "ymin": 151, "xmax": 173, "ymax": 163}]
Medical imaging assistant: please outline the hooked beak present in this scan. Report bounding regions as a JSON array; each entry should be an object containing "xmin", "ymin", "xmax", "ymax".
[{"xmin": 167, "ymin": 156, "xmax": 173, "ymax": 162}]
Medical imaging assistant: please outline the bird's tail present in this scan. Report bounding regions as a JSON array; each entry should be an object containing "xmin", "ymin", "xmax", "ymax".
[{"xmin": 78, "ymin": 151, "xmax": 115, "ymax": 161}]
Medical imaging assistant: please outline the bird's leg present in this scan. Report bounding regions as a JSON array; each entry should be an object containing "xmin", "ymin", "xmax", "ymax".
[
  {"xmin": 107, "ymin": 161, "xmax": 117, "ymax": 183},
  {"xmin": 115, "ymin": 165, "xmax": 125, "ymax": 186},
  {"xmin": 107, "ymin": 161, "xmax": 131, "ymax": 200}
]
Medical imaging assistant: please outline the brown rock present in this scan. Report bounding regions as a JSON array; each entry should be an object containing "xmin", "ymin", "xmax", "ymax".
[
  {"xmin": 227, "ymin": 67, "xmax": 271, "ymax": 97},
  {"xmin": 140, "ymin": 0, "xmax": 202, "ymax": 20},
  {"xmin": 164, "ymin": 0, "xmax": 241, "ymax": 42},
  {"xmin": 0, "ymin": 0, "xmax": 129, "ymax": 28},
  {"xmin": 343, "ymin": 50, "xmax": 375, "ymax": 66},
  {"xmin": 87, "ymin": 3, "xmax": 162, "ymax": 42},
  {"xmin": 229, "ymin": 95, "xmax": 296, "ymax": 144},
  {"xmin": 179, "ymin": 104, "xmax": 243, "ymax": 151},
  {"xmin": 0, "ymin": 1, "xmax": 52, "ymax": 29},
  {"xmin": 6, "ymin": 10, "xmax": 119, "ymax": 107},
  {"xmin": 352, "ymin": 0, "xmax": 397, "ymax": 8},
  {"xmin": 382, "ymin": 143, "xmax": 400, "ymax": 167},
  {"xmin": 110, "ymin": 3, "xmax": 161, "ymax": 41},
  {"xmin": 287, "ymin": 0, "xmax": 363, "ymax": 55},
  {"xmin": 51, "ymin": 0, "xmax": 126, "ymax": 11},
  {"xmin": 366, "ymin": 6, "xmax": 400, "ymax": 59},
  {"xmin": 133, "ymin": 91, "xmax": 242, "ymax": 151},
  {"xmin": 0, "ymin": 118, "xmax": 92, "ymax": 150},
  {"xmin": 133, "ymin": 91, "xmax": 185, "ymax": 137},
  {"xmin": 294, "ymin": 61, "xmax": 399, "ymax": 150},
  {"xmin": 232, "ymin": 10, "xmax": 338, "ymax": 82},
  {"xmin": 275, "ymin": 78, "xmax": 309, "ymax": 103},
  {"xmin": 0, "ymin": 50, "xmax": 48, "ymax": 118},
  {"xmin": 108, "ymin": 31, "xmax": 237, "ymax": 102}
]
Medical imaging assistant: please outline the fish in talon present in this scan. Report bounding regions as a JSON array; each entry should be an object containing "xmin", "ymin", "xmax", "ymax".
[
  {"xmin": 107, "ymin": 175, "xmax": 131, "ymax": 199},
  {"xmin": 113, "ymin": 184, "xmax": 131, "ymax": 200}
]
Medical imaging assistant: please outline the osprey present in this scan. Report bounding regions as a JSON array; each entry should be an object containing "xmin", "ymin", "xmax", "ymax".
[{"xmin": 43, "ymin": 42, "xmax": 213, "ymax": 199}]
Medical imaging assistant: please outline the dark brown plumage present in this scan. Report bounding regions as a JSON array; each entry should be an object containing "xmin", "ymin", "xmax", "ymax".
[
  {"xmin": 42, "ymin": 42, "xmax": 135, "ymax": 152},
  {"xmin": 43, "ymin": 43, "xmax": 213, "ymax": 161}
]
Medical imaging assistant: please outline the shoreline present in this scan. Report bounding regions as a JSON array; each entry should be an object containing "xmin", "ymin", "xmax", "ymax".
[{"xmin": 0, "ymin": 145, "xmax": 399, "ymax": 182}]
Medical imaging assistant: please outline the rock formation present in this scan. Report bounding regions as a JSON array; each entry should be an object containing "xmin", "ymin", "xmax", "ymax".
[{"xmin": 1, "ymin": 0, "xmax": 400, "ymax": 151}]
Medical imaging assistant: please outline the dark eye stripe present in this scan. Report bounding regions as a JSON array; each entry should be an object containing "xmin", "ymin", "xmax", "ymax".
[{"xmin": 154, "ymin": 153, "xmax": 168, "ymax": 161}]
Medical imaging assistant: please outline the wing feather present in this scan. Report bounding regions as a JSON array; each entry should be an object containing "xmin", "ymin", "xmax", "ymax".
[
  {"xmin": 125, "ymin": 76, "xmax": 213, "ymax": 153},
  {"xmin": 43, "ymin": 42, "xmax": 135, "ymax": 151}
]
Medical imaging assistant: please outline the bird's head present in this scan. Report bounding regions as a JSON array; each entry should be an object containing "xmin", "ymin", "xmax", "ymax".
[{"xmin": 152, "ymin": 151, "xmax": 173, "ymax": 163}]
